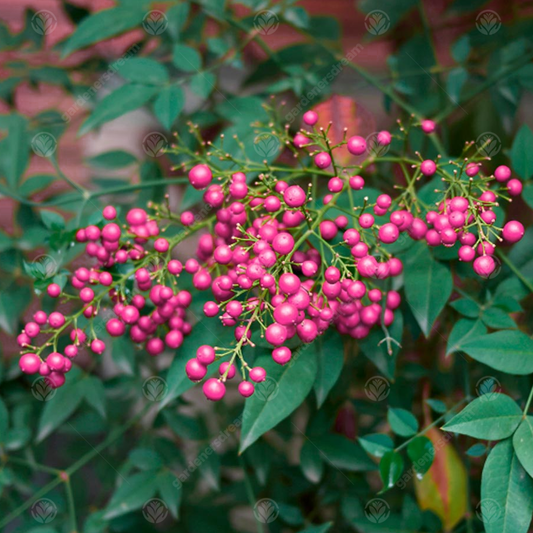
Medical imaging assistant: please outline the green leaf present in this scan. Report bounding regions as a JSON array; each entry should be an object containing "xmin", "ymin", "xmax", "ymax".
[
  {"xmin": 446, "ymin": 318, "xmax": 487, "ymax": 356},
  {"xmin": 240, "ymin": 348, "xmax": 318, "ymax": 452},
  {"xmin": 129, "ymin": 448, "xmax": 163, "ymax": 471},
  {"xmin": 0, "ymin": 397, "xmax": 8, "ymax": 440},
  {"xmin": 451, "ymin": 34, "xmax": 470, "ymax": 62},
  {"xmin": 512, "ymin": 417, "xmax": 533, "ymax": 478},
  {"xmin": 157, "ymin": 470, "xmax": 181, "ymax": 519},
  {"xmin": 402, "ymin": 243, "xmax": 452, "ymax": 336},
  {"xmin": 103, "ymin": 470, "xmax": 158, "ymax": 519},
  {"xmin": 18, "ymin": 175, "xmax": 55, "ymax": 196},
  {"xmin": 380, "ymin": 451, "xmax": 404, "ymax": 491},
  {"xmin": 80, "ymin": 377, "xmax": 106, "ymax": 418},
  {"xmin": 284, "ymin": 6, "xmax": 310, "ymax": 29},
  {"xmin": 460, "ymin": 330, "xmax": 533, "ymax": 375},
  {"xmin": 80, "ymin": 84, "xmax": 159, "ymax": 135},
  {"xmin": 425, "ymin": 399, "xmax": 447, "ymax": 414},
  {"xmin": 189, "ymin": 72, "xmax": 216, "ymax": 99},
  {"xmin": 449, "ymin": 298, "xmax": 479, "ymax": 318},
  {"xmin": 36, "ymin": 376, "xmax": 85, "ymax": 442},
  {"xmin": 309, "ymin": 434, "xmax": 376, "ymax": 472},
  {"xmin": 407, "ymin": 436, "xmax": 434, "ymax": 478},
  {"xmin": 313, "ymin": 329, "xmax": 344, "ymax": 408},
  {"xmin": 481, "ymin": 307, "xmax": 517, "ymax": 330},
  {"xmin": 300, "ymin": 439, "xmax": 324, "ymax": 483},
  {"xmin": 298, "ymin": 524, "xmax": 333, "ymax": 533},
  {"xmin": 167, "ymin": 2, "xmax": 190, "ymax": 40},
  {"xmin": 40, "ymin": 210, "xmax": 65, "ymax": 230},
  {"xmin": 198, "ymin": 450, "xmax": 220, "ymax": 491},
  {"xmin": 388, "ymin": 408, "xmax": 419, "ymax": 437},
  {"xmin": 442, "ymin": 394, "xmax": 522, "ymax": 440},
  {"xmin": 153, "ymin": 85, "xmax": 185, "ymax": 130},
  {"xmin": 87, "ymin": 150, "xmax": 137, "ymax": 169},
  {"xmin": 1, "ymin": 114, "xmax": 29, "ymax": 189},
  {"xmin": 466, "ymin": 443, "xmax": 487, "ymax": 457},
  {"xmin": 114, "ymin": 58, "xmax": 169, "ymax": 85},
  {"xmin": 62, "ymin": 7, "xmax": 145, "ymax": 57},
  {"xmin": 358, "ymin": 433, "xmax": 394, "ymax": 458},
  {"xmin": 481, "ymin": 439, "xmax": 533, "ymax": 533},
  {"xmin": 446, "ymin": 67, "xmax": 468, "ymax": 104},
  {"xmin": 511, "ymin": 124, "xmax": 533, "ymax": 180},
  {"xmin": 172, "ymin": 44, "xmax": 201, "ymax": 72}
]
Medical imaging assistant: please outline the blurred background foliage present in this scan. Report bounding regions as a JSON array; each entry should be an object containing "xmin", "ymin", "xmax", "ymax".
[{"xmin": 1, "ymin": 1, "xmax": 533, "ymax": 532}]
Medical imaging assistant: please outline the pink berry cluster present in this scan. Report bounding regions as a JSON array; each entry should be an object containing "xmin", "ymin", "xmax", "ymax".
[{"xmin": 16, "ymin": 110, "xmax": 527, "ymax": 403}]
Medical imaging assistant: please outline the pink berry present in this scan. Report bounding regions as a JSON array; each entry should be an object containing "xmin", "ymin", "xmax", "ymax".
[
  {"xmin": 122, "ymin": 305, "xmax": 140, "ymax": 324},
  {"xmin": 265, "ymin": 323, "xmax": 287, "ymax": 346},
  {"xmin": 204, "ymin": 301, "xmax": 219, "ymax": 317},
  {"xmin": 46, "ymin": 352, "xmax": 65, "ymax": 371},
  {"xmin": 494, "ymin": 165, "xmax": 511, "ymax": 182},
  {"xmin": 64, "ymin": 345, "xmax": 78, "ymax": 358},
  {"xmin": 303, "ymin": 110, "xmax": 318, "ymax": 125},
  {"xmin": 203, "ymin": 378, "xmax": 226, "ymax": 401},
  {"xmin": 320, "ymin": 220, "xmax": 338, "ymax": 240},
  {"xmin": 473, "ymin": 255, "xmax": 496, "ymax": 277},
  {"xmin": 238, "ymin": 381, "xmax": 255, "ymax": 397},
  {"xmin": 197, "ymin": 345, "xmax": 216, "ymax": 365},
  {"xmin": 458, "ymin": 245, "xmax": 476, "ymax": 262},
  {"xmin": 47, "ymin": 283, "xmax": 61, "ymax": 298},
  {"xmin": 103, "ymin": 206, "xmax": 117, "ymax": 220},
  {"xmin": 359, "ymin": 214, "xmax": 374, "ymax": 229},
  {"xmin": 46, "ymin": 372, "xmax": 66, "ymax": 389},
  {"xmin": 48, "ymin": 312, "xmax": 65, "ymax": 329},
  {"xmin": 168, "ymin": 259, "xmax": 183, "ymax": 275},
  {"xmin": 102, "ymin": 223, "xmax": 121, "ymax": 241},
  {"xmin": 91, "ymin": 339, "xmax": 106, "ymax": 354},
  {"xmin": 283, "ymin": 185, "xmax": 306, "ymax": 208},
  {"xmin": 188, "ymin": 164, "xmax": 213, "ymax": 190},
  {"xmin": 186, "ymin": 358, "xmax": 207, "ymax": 381},
  {"xmin": 465, "ymin": 163, "xmax": 479, "ymax": 177},
  {"xmin": 272, "ymin": 232, "xmax": 294, "ymax": 255},
  {"xmin": 378, "ymin": 223, "xmax": 399, "ymax": 244},
  {"xmin": 421, "ymin": 120, "xmax": 436, "ymax": 133},
  {"xmin": 154, "ymin": 238, "xmax": 169, "ymax": 253},
  {"xmin": 347, "ymin": 136, "xmax": 366, "ymax": 155},
  {"xmin": 33, "ymin": 310, "xmax": 47, "ymax": 325},
  {"xmin": 19, "ymin": 353, "xmax": 41, "ymax": 374},
  {"xmin": 314, "ymin": 152, "xmax": 332, "ymax": 169},
  {"xmin": 219, "ymin": 362, "xmax": 236, "ymax": 379},
  {"xmin": 349, "ymin": 176, "xmax": 365, "ymax": 190},
  {"xmin": 507, "ymin": 179, "xmax": 523, "ymax": 197},
  {"xmin": 106, "ymin": 318, "xmax": 125, "ymax": 337},
  {"xmin": 279, "ymin": 272, "xmax": 300, "ymax": 295},
  {"xmin": 146, "ymin": 337, "xmax": 164, "ymax": 356},
  {"xmin": 272, "ymin": 346, "xmax": 292, "ymax": 365},
  {"xmin": 377, "ymin": 131, "xmax": 392, "ymax": 145},
  {"xmin": 273, "ymin": 302, "xmax": 299, "ymax": 325},
  {"xmin": 25, "ymin": 322, "xmax": 40, "ymax": 338},
  {"xmin": 421, "ymin": 160, "xmax": 437, "ymax": 176},
  {"xmin": 80, "ymin": 287, "xmax": 94, "ymax": 303},
  {"xmin": 249, "ymin": 367, "xmax": 266, "ymax": 383},
  {"xmin": 502, "ymin": 221, "xmax": 524, "ymax": 243},
  {"xmin": 294, "ymin": 133, "xmax": 310, "ymax": 148}
]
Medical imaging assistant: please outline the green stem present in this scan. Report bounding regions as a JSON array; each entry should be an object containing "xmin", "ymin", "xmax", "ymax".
[
  {"xmin": 238, "ymin": 456, "xmax": 265, "ymax": 533},
  {"xmin": 523, "ymin": 384, "xmax": 533, "ymax": 417}
]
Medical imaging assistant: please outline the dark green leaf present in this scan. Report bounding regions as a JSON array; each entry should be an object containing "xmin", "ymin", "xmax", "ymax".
[
  {"xmin": 172, "ymin": 44, "xmax": 201, "ymax": 72},
  {"xmin": 446, "ymin": 318, "xmax": 487, "ymax": 356},
  {"xmin": 313, "ymin": 329, "xmax": 344, "ymax": 408},
  {"xmin": 425, "ymin": 399, "xmax": 447, "ymax": 414},
  {"xmin": 359, "ymin": 433, "xmax": 394, "ymax": 458},
  {"xmin": 460, "ymin": 330, "xmax": 533, "ymax": 375},
  {"xmin": 380, "ymin": 451, "xmax": 404, "ymax": 491},
  {"xmin": 512, "ymin": 416, "xmax": 533, "ymax": 478},
  {"xmin": 466, "ymin": 443, "xmax": 487, "ymax": 457},
  {"xmin": 114, "ymin": 58, "xmax": 169, "ymax": 85},
  {"xmin": 157, "ymin": 470, "xmax": 181, "ymax": 519},
  {"xmin": 310, "ymin": 434, "xmax": 376, "ymax": 472},
  {"xmin": 240, "ymin": 348, "xmax": 318, "ymax": 452},
  {"xmin": 87, "ymin": 150, "xmax": 137, "ymax": 169},
  {"xmin": 407, "ymin": 436, "xmax": 434, "ymax": 478},
  {"xmin": 189, "ymin": 72, "xmax": 216, "ymax": 99},
  {"xmin": 300, "ymin": 439, "xmax": 324, "ymax": 483},
  {"xmin": 153, "ymin": 85, "xmax": 185, "ymax": 130},
  {"xmin": 442, "ymin": 394, "xmax": 522, "ymax": 439},
  {"xmin": 388, "ymin": 408, "xmax": 419, "ymax": 437},
  {"xmin": 511, "ymin": 124, "xmax": 533, "ymax": 179},
  {"xmin": 402, "ymin": 243, "xmax": 452, "ymax": 336},
  {"xmin": 481, "ymin": 439, "xmax": 533, "ymax": 533}
]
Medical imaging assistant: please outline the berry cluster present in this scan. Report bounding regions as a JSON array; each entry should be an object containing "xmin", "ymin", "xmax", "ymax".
[{"xmin": 17, "ymin": 110, "xmax": 526, "ymax": 403}]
